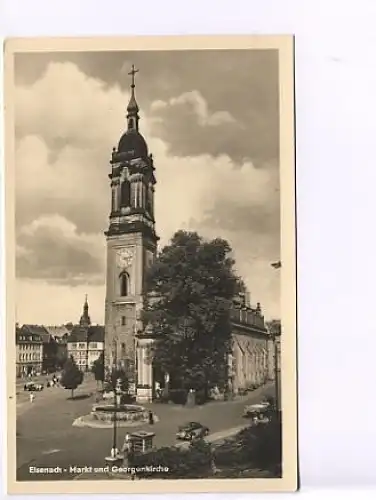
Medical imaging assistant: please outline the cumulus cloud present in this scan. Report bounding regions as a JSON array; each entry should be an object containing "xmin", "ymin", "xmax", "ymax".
[
  {"xmin": 151, "ymin": 90, "xmax": 236, "ymax": 127},
  {"xmin": 16, "ymin": 214, "xmax": 105, "ymax": 285},
  {"xmin": 14, "ymin": 58, "xmax": 280, "ymax": 323},
  {"xmin": 149, "ymin": 89, "xmax": 278, "ymax": 165}
]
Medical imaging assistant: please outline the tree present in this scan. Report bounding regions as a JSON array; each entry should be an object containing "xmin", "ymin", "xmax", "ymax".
[
  {"xmin": 55, "ymin": 344, "xmax": 68, "ymax": 370},
  {"xmin": 105, "ymin": 365, "xmax": 129, "ymax": 393},
  {"xmin": 131, "ymin": 439, "xmax": 213, "ymax": 479},
  {"xmin": 92, "ymin": 352, "xmax": 105, "ymax": 387},
  {"xmin": 60, "ymin": 356, "xmax": 84, "ymax": 399},
  {"xmin": 142, "ymin": 230, "xmax": 239, "ymax": 397}
]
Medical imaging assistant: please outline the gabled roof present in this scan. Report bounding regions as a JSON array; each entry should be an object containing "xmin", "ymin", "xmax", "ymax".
[
  {"xmin": 16, "ymin": 327, "xmax": 43, "ymax": 344},
  {"xmin": 67, "ymin": 325, "xmax": 105, "ymax": 344},
  {"xmin": 21, "ymin": 324, "xmax": 52, "ymax": 344}
]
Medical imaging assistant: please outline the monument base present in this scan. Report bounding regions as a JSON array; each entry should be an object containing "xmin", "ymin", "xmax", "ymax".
[{"xmin": 136, "ymin": 387, "xmax": 153, "ymax": 403}]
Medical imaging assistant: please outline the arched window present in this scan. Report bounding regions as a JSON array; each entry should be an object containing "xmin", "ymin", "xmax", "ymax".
[
  {"xmin": 120, "ymin": 272, "xmax": 130, "ymax": 296},
  {"xmin": 145, "ymin": 183, "xmax": 151, "ymax": 214},
  {"xmin": 120, "ymin": 181, "xmax": 131, "ymax": 207}
]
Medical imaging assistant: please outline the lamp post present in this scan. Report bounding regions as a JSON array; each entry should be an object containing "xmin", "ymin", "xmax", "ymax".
[
  {"xmin": 270, "ymin": 261, "xmax": 282, "ymax": 414},
  {"xmin": 271, "ymin": 323, "xmax": 281, "ymax": 413},
  {"xmin": 111, "ymin": 322, "xmax": 120, "ymax": 457}
]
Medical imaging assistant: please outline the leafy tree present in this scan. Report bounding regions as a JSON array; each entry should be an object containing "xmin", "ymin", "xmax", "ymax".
[
  {"xmin": 55, "ymin": 345, "xmax": 68, "ymax": 370},
  {"xmin": 60, "ymin": 356, "xmax": 84, "ymax": 399},
  {"xmin": 131, "ymin": 439, "xmax": 213, "ymax": 479},
  {"xmin": 106, "ymin": 365, "xmax": 129, "ymax": 393},
  {"xmin": 213, "ymin": 415, "xmax": 282, "ymax": 477},
  {"xmin": 142, "ymin": 230, "xmax": 239, "ymax": 397},
  {"xmin": 92, "ymin": 352, "xmax": 105, "ymax": 386}
]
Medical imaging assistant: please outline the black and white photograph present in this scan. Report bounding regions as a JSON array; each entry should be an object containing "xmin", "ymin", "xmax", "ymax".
[{"xmin": 5, "ymin": 35, "xmax": 297, "ymax": 494}]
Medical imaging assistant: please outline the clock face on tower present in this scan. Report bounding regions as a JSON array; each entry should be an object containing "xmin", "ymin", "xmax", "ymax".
[{"xmin": 116, "ymin": 248, "xmax": 134, "ymax": 269}]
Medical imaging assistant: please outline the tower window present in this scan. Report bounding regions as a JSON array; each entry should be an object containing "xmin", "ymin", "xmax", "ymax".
[
  {"xmin": 111, "ymin": 189, "xmax": 116, "ymax": 211},
  {"xmin": 120, "ymin": 272, "xmax": 130, "ymax": 297},
  {"xmin": 121, "ymin": 316, "xmax": 126, "ymax": 326},
  {"xmin": 120, "ymin": 180, "xmax": 131, "ymax": 207}
]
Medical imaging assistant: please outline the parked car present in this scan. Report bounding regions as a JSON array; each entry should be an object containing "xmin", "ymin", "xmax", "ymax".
[
  {"xmin": 24, "ymin": 382, "xmax": 44, "ymax": 392},
  {"xmin": 242, "ymin": 402, "xmax": 269, "ymax": 418},
  {"xmin": 176, "ymin": 422, "xmax": 209, "ymax": 441}
]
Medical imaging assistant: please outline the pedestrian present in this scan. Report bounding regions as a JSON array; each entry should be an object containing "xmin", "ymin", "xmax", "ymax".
[
  {"xmin": 121, "ymin": 433, "xmax": 131, "ymax": 453},
  {"xmin": 148, "ymin": 410, "xmax": 154, "ymax": 425},
  {"xmin": 29, "ymin": 392, "xmax": 35, "ymax": 403}
]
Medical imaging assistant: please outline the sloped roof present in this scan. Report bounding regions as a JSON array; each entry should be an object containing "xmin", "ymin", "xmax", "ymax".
[
  {"xmin": 44, "ymin": 325, "xmax": 70, "ymax": 338},
  {"xmin": 21, "ymin": 324, "xmax": 52, "ymax": 344},
  {"xmin": 67, "ymin": 325, "xmax": 105, "ymax": 344}
]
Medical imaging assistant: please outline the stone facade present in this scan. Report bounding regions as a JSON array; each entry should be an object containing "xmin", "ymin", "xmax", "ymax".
[
  {"xmin": 104, "ymin": 66, "xmax": 157, "ymax": 401},
  {"xmin": 229, "ymin": 305, "xmax": 270, "ymax": 394}
]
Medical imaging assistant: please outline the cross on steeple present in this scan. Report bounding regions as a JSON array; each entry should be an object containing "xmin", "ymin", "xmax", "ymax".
[{"xmin": 128, "ymin": 64, "xmax": 139, "ymax": 89}]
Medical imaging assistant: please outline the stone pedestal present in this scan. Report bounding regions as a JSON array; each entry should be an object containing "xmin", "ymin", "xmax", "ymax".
[
  {"xmin": 136, "ymin": 386, "xmax": 153, "ymax": 402},
  {"xmin": 136, "ymin": 338, "xmax": 154, "ymax": 402},
  {"xmin": 105, "ymin": 454, "xmax": 124, "ymax": 468}
]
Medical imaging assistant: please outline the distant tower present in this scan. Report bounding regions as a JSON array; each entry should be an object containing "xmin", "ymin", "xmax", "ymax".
[
  {"xmin": 104, "ymin": 65, "xmax": 158, "ymax": 399},
  {"xmin": 79, "ymin": 294, "xmax": 91, "ymax": 327}
]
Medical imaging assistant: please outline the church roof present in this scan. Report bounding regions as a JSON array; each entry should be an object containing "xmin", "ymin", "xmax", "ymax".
[{"xmin": 117, "ymin": 130, "xmax": 148, "ymax": 159}]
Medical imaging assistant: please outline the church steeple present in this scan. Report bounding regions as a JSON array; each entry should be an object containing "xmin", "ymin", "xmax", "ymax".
[
  {"xmin": 79, "ymin": 294, "xmax": 91, "ymax": 327},
  {"xmin": 126, "ymin": 64, "xmax": 140, "ymax": 132}
]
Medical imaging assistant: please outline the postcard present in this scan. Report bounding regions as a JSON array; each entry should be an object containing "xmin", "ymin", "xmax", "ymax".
[{"xmin": 5, "ymin": 35, "xmax": 297, "ymax": 494}]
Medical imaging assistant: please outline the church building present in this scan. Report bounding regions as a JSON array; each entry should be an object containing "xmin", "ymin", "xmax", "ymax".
[{"xmin": 104, "ymin": 66, "xmax": 271, "ymax": 402}]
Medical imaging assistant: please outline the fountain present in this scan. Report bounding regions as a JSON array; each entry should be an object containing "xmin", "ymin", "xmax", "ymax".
[
  {"xmin": 73, "ymin": 401, "xmax": 158, "ymax": 429},
  {"xmin": 91, "ymin": 403, "xmax": 149, "ymax": 423}
]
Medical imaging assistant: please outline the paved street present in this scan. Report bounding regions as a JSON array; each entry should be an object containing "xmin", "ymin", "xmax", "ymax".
[{"xmin": 16, "ymin": 376, "xmax": 274, "ymax": 481}]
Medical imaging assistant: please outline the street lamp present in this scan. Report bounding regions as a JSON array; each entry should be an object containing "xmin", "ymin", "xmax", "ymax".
[
  {"xmin": 270, "ymin": 261, "xmax": 282, "ymax": 414},
  {"xmin": 110, "ymin": 323, "xmax": 121, "ymax": 458},
  {"xmin": 270, "ymin": 322, "xmax": 281, "ymax": 413}
]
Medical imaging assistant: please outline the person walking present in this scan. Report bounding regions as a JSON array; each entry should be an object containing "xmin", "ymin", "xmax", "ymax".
[{"xmin": 29, "ymin": 392, "xmax": 35, "ymax": 403}]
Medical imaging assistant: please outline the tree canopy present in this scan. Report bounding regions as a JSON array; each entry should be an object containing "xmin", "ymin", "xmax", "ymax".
[
  {"xmin": 60, "ymin": 356, "xmax": 84, "ymax": 398},
  {"xmin": 92, "ymin": 352, "xmax": 105, "ymax": 383},
  {"xmin": 143, "ymin": 230, "xmax": 240, "ymax": 394},
  {"xmin": 105, "ymin": 365, "xmax": 129, "ymax": 393}
]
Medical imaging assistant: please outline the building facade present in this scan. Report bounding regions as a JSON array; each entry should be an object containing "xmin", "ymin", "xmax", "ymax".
[
  {"xmin": 229, "ymin": 302, "xmax": 269, "ymax": 393},
  {"xmin": 67, "ymin": 297, "xmax": 105, "ymax": 371},
  {"xmin": 16, "ymin": 326, "xmax": 43, "ymax": 377},
  {"xmin": 20, "ymin": 324, "xmax": 58, "ymax": 374},
  {"xmin": 103, "ymin": 67, "xmax": 270, "ymax": 402}
]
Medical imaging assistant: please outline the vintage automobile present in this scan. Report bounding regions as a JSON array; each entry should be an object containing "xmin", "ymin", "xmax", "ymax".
[
  {"xmin": 176, "ymin": 421, "xmax": 210, "ymax": 441},
  {"xmin": 242, "ymin": 402, "xmax": 270, "ymax": 419},
  {"xmin": 24, "ymin": 381, "xmax": 44, "ymax": 392}
]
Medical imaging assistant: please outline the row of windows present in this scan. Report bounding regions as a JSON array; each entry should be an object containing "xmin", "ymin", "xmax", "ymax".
[
  {"xmin": 18, "ymin": 344, "xmax": 40, "ymax": 350},
  {"xmin": 19, "ymin": 353, "xmax": 41, "ymax": 361},
  {"xmin": 69, "ymin": 342, "xmax": 99, "ymax": 349},
  {"xmin": 71, "ymin": 350, "xmax": 102, "ymax": 358},
  {"xmin": 17, "ymin": 335, "xmax": 42, "ymax": 342}
]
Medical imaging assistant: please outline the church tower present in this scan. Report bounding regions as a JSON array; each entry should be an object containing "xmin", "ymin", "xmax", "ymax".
[
  {"xmin": 79, "ymin": 294, "xmax": 91, "ymax": 328},
  {"xmin": 104, "ymin": 65, "xmax": 158, "ymax": 397}
]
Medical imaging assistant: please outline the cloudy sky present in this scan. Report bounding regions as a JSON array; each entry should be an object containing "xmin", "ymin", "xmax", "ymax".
[{"xmin": 14, "ymin": 49, "xmax": 280, "ymax": 325}]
